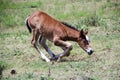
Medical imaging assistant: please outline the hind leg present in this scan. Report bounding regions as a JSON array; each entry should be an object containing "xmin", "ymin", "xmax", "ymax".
[
  {"xmin": 53, "ymin": 37, "xmax": 72, "ymax": 62},
  {"xmin": 39, "ymin": 36, "xmax": 58, "ymax": 60},
  {"xmin": 31, "ymin": 29, "xmax": 50, "ymax": 62}
]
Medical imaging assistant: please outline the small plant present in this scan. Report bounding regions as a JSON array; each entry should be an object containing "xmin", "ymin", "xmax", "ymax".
[
  {"xmin": 26, "ymin": 72, "xmax": 34, "ymax": 79},
  {"xmin": 0, "ymin": 61, "xmax": 7, "ymax": 79}
]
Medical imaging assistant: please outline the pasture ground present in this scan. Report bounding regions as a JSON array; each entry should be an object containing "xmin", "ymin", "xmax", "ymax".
[{"xmin": 0, "ymin": 0, "xmax": 120, "ymax": 80}]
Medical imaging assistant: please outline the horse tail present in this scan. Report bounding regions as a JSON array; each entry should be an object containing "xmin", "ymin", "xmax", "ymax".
[{"xmin": 25, "ymin": 17, "xmax": 32, "ymax": 33}]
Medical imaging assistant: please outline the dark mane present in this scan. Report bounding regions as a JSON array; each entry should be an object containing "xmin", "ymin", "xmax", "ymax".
[{"xmin": 61, "ymin": 22, "xmax": 79, "ymax": 31}]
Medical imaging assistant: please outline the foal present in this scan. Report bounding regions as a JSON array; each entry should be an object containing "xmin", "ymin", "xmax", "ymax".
[{"xmin": 25, "ymin": 11, "xmax": 93, "ymax": 62}]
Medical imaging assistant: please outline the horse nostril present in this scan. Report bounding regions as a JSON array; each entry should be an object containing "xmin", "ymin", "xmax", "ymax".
[{"xmin": 88, "ymin": 50, "xmax": 93, "ymax": 55}]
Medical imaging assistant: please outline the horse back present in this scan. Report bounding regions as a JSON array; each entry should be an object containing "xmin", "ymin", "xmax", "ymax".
[{"xmin": 28, "ymin": 11, "xmax": 67, "ymax": 41}]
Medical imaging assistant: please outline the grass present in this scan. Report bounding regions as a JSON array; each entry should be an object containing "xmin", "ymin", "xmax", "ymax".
[{"xmin": 0, "ymin": 0, "xmax": 120, "ymax": 80}]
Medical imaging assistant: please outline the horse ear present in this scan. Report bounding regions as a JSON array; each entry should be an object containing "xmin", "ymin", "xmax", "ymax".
[
  {"xmin": 84, "ymin": 29, "xmax": 88, "ymax": 35},
  {"xmin": 80, "ymin": 29, "xmax": 84, "ymax": 36},
  {"xmin": 80, "ymin": 29, "xmax": 88, "ymax": 37}
]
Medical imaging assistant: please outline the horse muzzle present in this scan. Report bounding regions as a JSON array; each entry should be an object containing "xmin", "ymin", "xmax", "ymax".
[{"xmin": 86, "ymin": 48, "xmax": 94, "ymax": 55}]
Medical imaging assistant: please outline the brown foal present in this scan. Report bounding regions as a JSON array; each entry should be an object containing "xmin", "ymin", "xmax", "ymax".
[{"xmin": 25, "ymin": 11, "xmax": 93, "ymax": 62}]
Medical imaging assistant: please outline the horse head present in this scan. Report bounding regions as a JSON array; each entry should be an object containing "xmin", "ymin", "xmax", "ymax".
[{"xmin": 77, "ymin": 29, "xmax": 94, "ymax": 55}]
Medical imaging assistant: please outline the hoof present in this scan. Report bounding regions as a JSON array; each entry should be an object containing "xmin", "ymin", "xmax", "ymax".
[
  {"xmin": 46, "ymin": 59, "xmax": 50, "ymax": 62},
  {"xmin": 57, "ymin": 57, "xmax": 61, "ymax": 62},
  {"xmin": 56, "ymin": 54, "xmax": 62, "ymax": 62},
  {"xmin": 50, "ymin": 55, "xmax": 59, "ymax": 61}
]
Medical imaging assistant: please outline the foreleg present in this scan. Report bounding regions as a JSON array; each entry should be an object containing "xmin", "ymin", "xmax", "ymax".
[
  {"xmin": 53, "ymin": 37, "xmax": 72, "ymax": 62},
  {"xmin": 60, "ymin": 46, "xmax": 70, "ymax": 56}
]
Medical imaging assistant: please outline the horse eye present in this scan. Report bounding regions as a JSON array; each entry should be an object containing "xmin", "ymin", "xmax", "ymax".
[{"xmin": 83, "ymin": 39, "xmax": 87, "ymax": 43}]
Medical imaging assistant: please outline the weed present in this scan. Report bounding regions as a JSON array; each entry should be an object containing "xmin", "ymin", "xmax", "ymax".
[
  {"xmin": 0, "ymin": 61, "xmax": 7, "ymax": 71},
  {"xmin": 0, "ymin": 61, "xmax": 7, "ymax": 79}
]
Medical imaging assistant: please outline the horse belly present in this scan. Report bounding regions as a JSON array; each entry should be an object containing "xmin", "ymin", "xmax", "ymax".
[{"xmin": 41, "ymin": 30, "xmax": 54, "ymax": 42}]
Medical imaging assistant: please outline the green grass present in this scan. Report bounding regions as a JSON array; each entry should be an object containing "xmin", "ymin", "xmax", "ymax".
[
  {"xmin": 0, "ymin": 0, "xmax": 42, "ymax": 27},
  {"xmin": 0, "ymin": 0, "xmax": 120, "ymax": 80}
]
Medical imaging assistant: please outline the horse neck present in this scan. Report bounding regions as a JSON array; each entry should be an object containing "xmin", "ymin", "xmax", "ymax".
[{"xmin": 65, "ymin": 27, "xmax": 79, "ymax": 41}]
